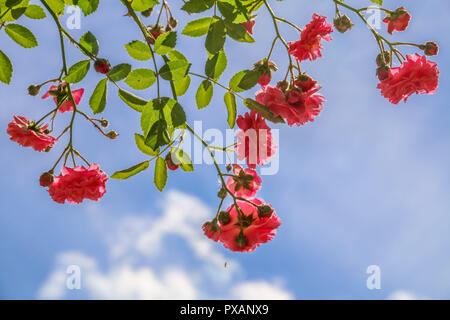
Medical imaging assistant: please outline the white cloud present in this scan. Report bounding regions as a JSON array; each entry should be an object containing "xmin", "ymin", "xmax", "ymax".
[
  {"xmin": 38, "ymin": 190, "xmax": 294, "ymax": 300},
  {"xmin": 388, "ymin": 290, "xmax": 421, "ymax": 300},
  {"xmin": 231, "ymin": 281, "xmax": 293, "ymax": 300}
]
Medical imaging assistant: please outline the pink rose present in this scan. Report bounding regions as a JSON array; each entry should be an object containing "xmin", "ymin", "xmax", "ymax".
[
  {"xmin": 383, "ymin": 7, "xmax": 411, "ymax": 35},
  {"xmin": 219, "ymin": 199, "xmax": 281, "ymax": 252},
  {"xmin": 226, "ymin": 164, "xmax": 262, "ymax": 198},
  {"xmin": 288, "ymin": 14, "xmax": 333, "ymax": 62},
  {"xmin": 377, "ymin": 54, "xmax": 439, "ymax": 105},
  {"xmin": 7, "ymin": 115, "xmax": 56, "ymax": 152},
  {"xmin": 48, "ymin": 164, "xmax": 108, "ymax": 204},
  {"xmin": 235, "ymin": 110, "xmax": 277, "ymax": 168},
  {"xmin": 42, "ymin": 83, "xmax": 84, "ymax": 113}
]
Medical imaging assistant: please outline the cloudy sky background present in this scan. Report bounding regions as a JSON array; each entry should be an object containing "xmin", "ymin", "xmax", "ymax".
[{"xmin": 0, "ymin": 0, "xmax": 449, "ymax": 299}]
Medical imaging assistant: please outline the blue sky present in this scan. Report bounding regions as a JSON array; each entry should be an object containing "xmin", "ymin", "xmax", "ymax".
[{"xmin": 0, "ymin": 0, "xmax": 449, "ymax": 299}]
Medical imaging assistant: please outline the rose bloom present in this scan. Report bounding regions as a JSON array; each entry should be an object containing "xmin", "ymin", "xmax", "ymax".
[
  {"xmin": 219, "ymin": 199, "xmax": 281, "ymax": 252},
  {"xmin": 383, "ymin": 7, "xmax": 411, "ymax": 35},
  {"xmin": 42, "ymin": 84, "xmax": 84, "ymax": 113},
  {"xmin": 241, "ymin": 19, "xmax": 256, "ymax": 34},
  {"xmin": 48, "ymin": 164, "xmax": 108, "ymax": 204},
  {"xmin": 377, "ymin": 54, "xmax": 439, "ymax": 105},
  {"xmin": 226, "ymin": 164, "xmax": 262, "ymax": 198},
  {"xmin": 7, "ymin": 115, "xmax": 56, "ymax": 152},
  {"xmin": 255, "ymin": 78, "xmax": 325, "ymax": 127},
  {"xmin": 288, "ymin": 14, "xmax": 333, "ymax": 62},
  {"xmin": 235, "ymin": 110, "xmax": 277, "ymax": 168}
]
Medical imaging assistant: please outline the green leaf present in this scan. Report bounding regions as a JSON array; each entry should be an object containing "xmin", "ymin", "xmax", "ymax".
[
  {"xmin": 131, "ymin": 0, "xmax": 159, "ymax": 11},
  {"xmin": 196, "ymin": 80, "xmax": 213, "ymax": 109},
  {"xmin": 159, "ymin": 60, "xmax": 191, "ymax": 81},
  {"xmin": 181, "ymin": 0, "xmax": 214, "ymax": 14},
  {"xmin": 141, "ymin": 98, "xmax": 186, "ymax": 136},
  {"xmin": 205, "ymin": 19, "xmax": 226, "ymax": 55},
  {"xmin": 6, "ymin": 0, "xmax": 22, "ymax": 8},
  {"xmin": 76, "ymin": 0, "xmax": 100, "ymax": 16},
  {"xmin": 205, "ymin": 50, "xmax": 227, "ymax": 80},
  {"xmin": 134, "ymin": 133, "xmax": 158, "ymax": 156},
  {"xmin": 224, "ymin": 91, "xmax": 237, "ymax": 128},
  {"xmin": 0, "ymin": 50, "xmax": 13, "ymax": 84},
  {"xmin": 4, "ymin": 24, "xmax": 38, "ymax": 48},
  {"xmin": 125, "ymin": 40, "xmax": 152, "ymax": 61},
  {"xmin": 146, "ymin": 119, "xmax": 170, "ymax": 150},
  {"xmin": 125, "ymin": 68, "xmax": 156, "ymax": 90},
  {"xmin": 89, "ymin": 78, "xmax": 108, "ymax": 114},
  {"xmin": 170, "ymin": 148, "xmax": 194, "ymax": 172},
  {"xmin": 173, "ymin": 75, "xmax": 191, "ymax": 97},
  {"xmin": 108, "ymin": 63, "xmax": 131, "ymax": 82},
  {"xmin": 24, "ymin": 4, "xmax": 46, "ymax": 19},
  {"xmin": 154, "ymin": 31, "xmax": 177, "ymax": 55},
  {"xmin": 370, "ymin": 0, "xmax": 383, "ymax": 5},
  {"xmin": 111, "ymin": 161, "xmax": 150, "ymax": 180},
  {"xmin": 229, "ymin": 69, "xmax": 260, "ymax": 92},
  {"xmin": 79, "ymin": 31, "xmax": 99, "ymax": 56},
  {"xmin": 224, "ymin": 20, "xmax": 254, "ymax": 43},
  {"xmin": 154, "ymin": 157, "xmax": 167, "ymax": 192},
  {"xmin": 244, "ymin": 98, "xmax": 285, "ymax": 124},
  {"xmin": 45, "ymin": 0, "xmax": 65, "ymax": 15},
  {"xmin": 181, "ymin": 17, "xmax": 212, "ymax": 37},
  {"xmin": 118, "ymin": 89, "xmax": 147, "ymax": 112},
  {"xmin": 64, "ymin": 60, "xmax": 90, "ymax": 83}
]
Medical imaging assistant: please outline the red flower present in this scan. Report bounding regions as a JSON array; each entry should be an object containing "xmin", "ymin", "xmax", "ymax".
[
  {"xmin": 288, "ymin": 14, "xmax": 333, "ymax": 62},
  {"xmin": 226, "ymin": 164, "xmax": 262, "ymax": 198},
  {"xmin": 235, "ymin": 110, "xmax": 277, "ymax": 168},
  {"xmin": 255, "ymin": 76, "xmax": 325, "ymax": 127},
  {"xmin": 219, "ymin": 199, "xmax": 281, "ymax": 252},
  {"xmin": 241, "ymin": 19, "xmax": 256, "ymax": 34},
  {"xmin": 42, "ymin": 83, "xmax": 84, "ymax": 113},
  {"xmin": 7, "ymin": 115, "xmax": 56, "ymax": 152},
  {"xmin": 377, "ymin": 54, "xmax": 439, "ymax": 105},
  {"xmin": 254, "ymin": 59, "xmax": 277, "ymax": 88},
  {"xmin": 48, "ymin": 164, "xmax": 108, "ymax": 204},
  {"xmin": 383, "ymin": 7, "xmax": 411, "ymax": 35}
]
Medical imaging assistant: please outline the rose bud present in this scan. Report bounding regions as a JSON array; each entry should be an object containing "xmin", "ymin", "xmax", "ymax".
[
  {"xmin": 376, "ymin": 52, "xmax": 391, "ymax": 67},
  {"xmin": 100, "ymin": 119, "xmax": 109, "ymax": 128},
  {"xmin": 106, "ymin": 130, "xmax": 119, "ymax": 139},
  {"xmin": 28, "ymin": 85, "xmax": 41, "ymax": 96},
  {"xmin": 94, "ymin": 59, "xmax": 111, "ymax": 74},
  {"xmin": 258, "ymin": 204, "xmax": 274, "ymax": 219},
  {"xmin": 165, "ymin": 153, "xmax": 179, "ymax": 171},
  {"xmin": 333, "ymin": 15, "xmax": 353, "ymax": 33},
  {"xmin": 141, "ymin": 7, "xmax": 153, "ymax": 17},
  {"xmin": 217, "ymin": 186, "xmax": 227, "ymax": 199},
  {"xmin": 423, "ymin": 42, "xmax": 438, "ymax": 56},
  {"xmin": 254, "ymin": 58, "xmax": 277, "ymax": 87},
  {"xmin": 219, "ymin": 211, "xmax": 231, "ymax": 225},
  {"xmin": 39, "ymin": 172, "xmax": 54, "ymax": 187},
  {"xmin": 383, "ymin": 7, "xmax": 411, "ymax": 35},
  {"xmin": 376, "ymin": 66, "xmax": 390, "ymax": 81},
  {"xmin": 277, "ymin": 80, "xmax": 289, "ymax": 92}
]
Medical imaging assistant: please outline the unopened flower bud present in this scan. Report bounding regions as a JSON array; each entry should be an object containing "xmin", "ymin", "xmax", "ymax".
[
  {"xmin": 28, "ymin": 85, "xmax": 41, "ymax": 96},
  {"xmin": 94, "ymin": 59, "xmax": 111, "ymax": 74},
  {"xmin": 141, "ymin": 7, "xmax": 153, "ymax": 17},
  {"xmin": 423, "ymin": 42, "xmax": 438, "ymax": 56},
  {"xmin": 39, "ymin": 172, "xmax": 54, "ymax": 187},
  {"xmin": 169, "ymin": 17, "xmax": 178, "ymax": 29},
  {"xmin": 333, "ymin": 15, "xmax": 353, "ymax": 33},
  {"xmin": 376, "ymin": 52, "xmax": 391, "ymax": 67},
  {"xmin": 277, "ymin": 80, "xmax": 289, "ymax": 92},
  {"xmin": 100, "ymin": 119, "xmax": 109, "ymax": 128},
  {"xmin": 219, "ymin": 211, "xmax": 231, "ymax": 225},
  {"xmin": 217, "ymin": 187, "xmax": 227, "ymax": 199},
  {"xmin": 165, "ymin": 153, "xmax": 179, "ymax": 171},
  {"xmin": 226, "ymin": 164, "xmax": 232, "ymax": 172},
  {"xmin": 106, "ymin": 130, "xmax": 119, "ymax": 139},
  {"xmin": 376, "ymin": 66, "xmax": 390, "ymax": 81}
]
